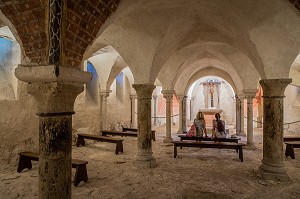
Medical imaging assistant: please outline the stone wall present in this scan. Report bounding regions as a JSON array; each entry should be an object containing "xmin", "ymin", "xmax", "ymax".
[
  {"xmin": 284, "ymin": 84, "xmax": 300, "ymax": 133},
  {"xmin": 0, "ymin": 82, "xmax": 38, "ymax": 167}
]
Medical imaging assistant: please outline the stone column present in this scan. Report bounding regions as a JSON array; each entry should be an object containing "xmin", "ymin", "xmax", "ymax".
[
  {"xmin": 259, "ymin": 78, "xmax": 291, "ymax": 181},
  {"xmin": 130, "ymin": 94, "xmax": 137, "ymax": 128},
  {"xmin": 190, "ymin": 97, "xmax": 195, "ymax": 120},
  {"xmin": 100, "ymin": 90, "xmax": 111, "ymax": 130},
  {"xmin": 182, "ymin": 96, "xmax": 187, "ymax": 133},
  {"xmin": 235, "ymin": 94, "xmax": 241, "ymax": 135},
  {"xmin": 177, "ymin": 95, "xmax": 187, "ymax": 133},
  {"xmin": 239, "ymin": 96, "xmax": 246, "ymax": 136},
  {"xmin": 245, "ymin": 95, "xmax": 255, "ymax": 146},
  {"xmin": 257, "ymin": 102, "xmax": 263, "ymax": 128},
  {"xmin": 15, "ymin": 65, "xmax": 91, "ymax": 199},
  {"xmin": 153, "ymin": 95, "xmax": 158, "ymax": 126},
  {"xmin": 132, "ymin": 84, "xmax": 156, "ymax": 168},
  {"xmin": 162, "ymin": 90, "xmax": 174, "ymax": 143}
]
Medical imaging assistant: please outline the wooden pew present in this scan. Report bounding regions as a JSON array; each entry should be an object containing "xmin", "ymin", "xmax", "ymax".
[
  {"xmin": 76, "ymin": 133, "xmax": 123, "ymax": 155},
  {"xmin": 284, "ymin": 136, "xmax": 300, "ymax": 142},
  {"xmin": 284, "ymin": 141, "xmax": 300, "ymax": 159},
  {"xmin": 172, "ymin": 141, "xmax": 246, "ymax": 162},
  {"xmin": 121, "ymin": 127, "xmax": 156, "ymax": 141},
  {"xmin": 178, "ymin": 134, "xmax": 241, "ymax": 143},
  {"xmin": 17, "ymin": 151, "xmax": 88, "ymax": 187}
]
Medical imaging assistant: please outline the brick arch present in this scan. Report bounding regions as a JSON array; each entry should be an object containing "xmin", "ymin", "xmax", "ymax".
[
  {"xmin": 0, "ymin": 0, "xmax": 47, "ymax": 64},
  {"xmin": 0, "ymin": 0, "xmax": 120, "ymax": 67},
  {"xmin": 64, "ymin": 0, "xmax": 120, "ymax": 68}
]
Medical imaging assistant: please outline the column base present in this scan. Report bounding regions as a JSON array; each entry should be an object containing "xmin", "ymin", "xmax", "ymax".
[
  {"xmin": 130, "ymin": 124, "xmax": 137, "ymax": 128},
  {"xmin": 245, "ymin": 143, "xmax": 256, "ymax": 150},
  {"xmin": 259, "ymin": 162, "xmax": 290, "ymax": 181},
  {"xmin": 163, "ymin": 137, "xmax": 173, "ymax": 143},
  {"xmin": 177, "ymin": 130, "xmax": 183, "ymax": 134},
  {"xmin": 238, "ymin": 131, "xmax": 246, "ymax": 136},
  {"xmin": 133, "ymin": 158, "xmax": 156, "ymax": 168}
]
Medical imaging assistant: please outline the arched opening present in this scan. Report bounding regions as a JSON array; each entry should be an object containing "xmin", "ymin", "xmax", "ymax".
[
  {"xmin": 85, "ymin": 61, "xmax": 99, "ymax": 107},
  {"xmin": 187, "ymin": 76, "xmax": 235, "ymax": 129},
  {"xmin": 0, "ymin": 26, "xmax": 21, "ymax": 100}
]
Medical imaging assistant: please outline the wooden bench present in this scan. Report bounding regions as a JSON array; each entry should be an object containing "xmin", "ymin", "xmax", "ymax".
[
  {"xmin": 17, "ymin": 152, "xmax": 88, "ymax": 187},
  {"xmin": 76, "ymin": 133, "xmax": 123, "ymax": 155},
  {"xmin": 172, "ymin": 141, "xmax": 246, "ymax": 162},
  {"xmin": 284, "ymin": 141, "xmax": 300, "ymax": 159},
  {"xmin": 284, "ymin": 136, "xmax": 300, "ymax": 142},
  {"xmin": 121, "ymin": 127, "xmax": 156, "ymax": 141},
  {"xmin": 178, "ymin": 134, "xmax": 241, "ymax": 143}
]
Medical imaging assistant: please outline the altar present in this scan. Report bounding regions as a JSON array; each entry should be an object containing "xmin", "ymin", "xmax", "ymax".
[{"xmin": 199, "ymin": 108, "xmax": 222, "ymax": 128}]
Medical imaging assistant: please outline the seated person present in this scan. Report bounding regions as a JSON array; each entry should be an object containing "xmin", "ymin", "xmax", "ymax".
[
  {"xmin": 212, "ymin": 113, "xmax": 226, "ymax": 138},
  {"xmin": 194, "ymin": 111, "xmax": 207, "ymax": 137}
]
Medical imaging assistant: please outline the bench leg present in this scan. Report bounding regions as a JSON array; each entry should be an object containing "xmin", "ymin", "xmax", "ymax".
[
  {"xmin": 238, "ymin": 147, "xmax": 243, "ymax": 162},
  {"xmin": 152, "ymin": 132, "xmax": 156, "ymax": 141},
  {"xmin": 74, "ymin": 164, "xmax": 88, "ymax": 187},
  {"xmin": 76, "ymin": 136, "xmax": 85, "ymax": 147},
  {"xmin": 17, "ymin": 156, "xmax": 32, "ymax": 173},
  {"xmin": 285, "ymin": 144, "xmax": 295, "ymax": 159},
  {"xmin": 115, "ymin": 142, "xmax": 123, "ymax": 155},
  {"xmin": 174, "ymin": 144, "xmax": 177, "ymax": 158}
]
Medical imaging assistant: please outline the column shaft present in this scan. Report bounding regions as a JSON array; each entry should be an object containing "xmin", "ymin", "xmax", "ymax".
[
  {"xmin": 130, "ymin": 95, "xmax": 137, "ymax": 128},
  {"xmin": 132, "ymin": 84, "xmax": 156, "ymax": 168},
  {"xmin": 178, "ymin": 96, "xmax": 183, "ymax": 133},
  {"xmin": 235, "ymin": 95, "xmax": 241, "ymax": 135},
  {"xmin": 162, "ymin": 91, "xmax": 174, "ymax": 143},
  {"xmin": 259, "ymin": 78, "xmax": 291, "ymax": 181},
  {"xmin": 100, "ymin": 90, "xmax": 111, "ymax": 130},
  {"xmin": 182, "ymin": 96, "xmax": 187, "ymax": 133},
  {"xmin": 246, "ymin": 96, "xmax": 254, "ymax": 146},
  {"xmin": 39, "ymin": 115, "xmax": 72, "ymax": 198},
  {"xmin": 153, "ymin": 95, "xmax": 158, "ymax": 126},
  {"xmin": 240, "ymin": 97, "xmax": 245, "ymax": 136}
]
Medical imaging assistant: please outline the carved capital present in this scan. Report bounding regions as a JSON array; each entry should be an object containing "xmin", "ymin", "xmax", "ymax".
[
  {"xmin": 260, "ymin": 78, "xmax": 292, "ymax": 98},
  {"xmin": 132, "ymin": 84, "xmax": 156, "ymax": 99},
  {"xmin": 28, "ymin": 82, "xmax": 83, "ymax": 115}
]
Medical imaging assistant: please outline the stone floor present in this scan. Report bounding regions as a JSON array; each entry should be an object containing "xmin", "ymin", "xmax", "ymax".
[{"xmin": 0, "ymin": 125, "xmax": 300, "ymax": 199}]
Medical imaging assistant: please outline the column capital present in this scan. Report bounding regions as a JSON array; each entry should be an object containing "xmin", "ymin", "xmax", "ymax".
[
  {"xmin": 243, "ymin": 89, "xmax": 257, "ymax": 98},
  {"xmin": 100, "ymin": 89, "xmax": 112, "ymax": 97},
  {"xmin": 132, "ymin": 84, "xmax": 156, "ymax": 99},
  {"xmin": 15, "ymin": 65, "xmax": 90, "ymax": 115},
  {"xmin": 161, "ymin": 90, "xmax": 174, "ymax": 100},
  {"xmin": 177, "ymin": 95, "xmax": 187, "ymax": 101},
  {"xmin": 131, "ymin": 94, "xmax": 137, "ymax": 99},
  {"xmin": 15, "ymin": 65, "xmax": 92, "ymax": 84},
  {"xmin": 260, "ymin": 78, "xmax": 292, "ymax": 97},
  {"xmin": 28, "ymin": 82, "xmax": 83, "ymax": 115}
]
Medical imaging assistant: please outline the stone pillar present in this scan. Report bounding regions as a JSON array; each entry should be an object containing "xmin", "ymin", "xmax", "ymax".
[
  {"xmin": 162, "ymin": 90, "xmax": 174, "ymax": 143},
  {"xmin": 259, "ymin": 78, "xmax": 291, "ymax": 181},
  {"xmin": 132, "ymin": 84, "xmax": 156, "ymax": 168},
  {"xmin": 190, "ymin": 97, "xmax": 195, "ymax": 120},
  {"xmin": 182, "ymin": 96, "xmax": 187, "ymax": 133},
  {"xmin": 130, "ymin": 94, "xmax": 137, "ymax": 128},
  {"xmin": 257, "ymin": 102, "xmax": 263, "ymax": 128},
  {"xmin": 239, "ymin": 96, "xmax": 246, "ymax": 136},
  {"xmin": 100, "ymin": 90, "xmax": 111, "ymax": 130},
  {"xmin": 15, "ymin": 65, "xmax": 91, "ymax": 199},
  {"xmin": 153, "ymin": 95, "xmax": 158, "ymax": 126},
  {"xmin": 177, "ymin": 95, "xmax": 187, "ymax": 133},
  {"xmin": 246, "ymin": 95, "xmax": 255, "ymax": 146},
  {"xmin": 235, "ymin": 94, "xmax": 241, "ymax": 135}
]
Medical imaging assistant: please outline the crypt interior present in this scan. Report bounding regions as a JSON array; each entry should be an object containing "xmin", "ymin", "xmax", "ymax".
[{"xmin": 0, "ymin": 0, "xmax": 300, "ymax": 198}]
